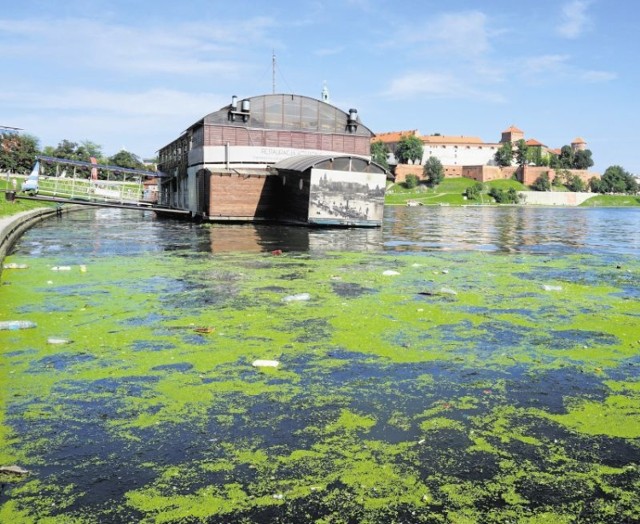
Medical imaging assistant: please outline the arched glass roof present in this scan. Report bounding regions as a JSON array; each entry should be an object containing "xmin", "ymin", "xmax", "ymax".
[{"xmin": 203, "ymin": 94, "xmax": 373, "ymax": 137}]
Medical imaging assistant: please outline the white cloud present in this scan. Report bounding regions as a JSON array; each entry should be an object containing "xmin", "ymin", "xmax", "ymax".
[
  {"xmin": 1, "ymin": 87, "xmax": 221, "ymax": 117},
  {"xmin": 523, "ymin": 54, "xmax": 571, "ymax": 74},
  {"xmin": 581, "ymin": 70, "xmax": 617, "ymax": 82},
  {"xmin": 1, "ymin": 87, "xmax": 227, "ymax": 156},
  {"xmin": 314, "ymin": 46, "xmax": 345, "ymax": 57},
  {"xmin": 556, "ymin": 0, "xmax": 592, "ymax": 39},
  {"xmin": 397, "ymin": 11, "xmax": 492, "ymax": 58},
  {"xmin": 384, "ymin": 72, "xmax": 505, "ymax": 103},
  {"xmin": 0, "ymin": 16, "xmax": 275, "ymax": 77},
  {"xmin": 519, "ymin": 54, "xmax": 616, "ymax": 84}
]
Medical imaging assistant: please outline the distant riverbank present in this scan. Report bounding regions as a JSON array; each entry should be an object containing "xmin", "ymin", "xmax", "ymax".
[{"xmin": 385, "ymin": 178, "xmax": 640, "ymax": 207}]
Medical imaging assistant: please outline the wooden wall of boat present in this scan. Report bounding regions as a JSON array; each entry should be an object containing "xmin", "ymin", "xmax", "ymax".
[{"xmin": 208, "ymin": 173, "xmax": 280, "ymax": 220}]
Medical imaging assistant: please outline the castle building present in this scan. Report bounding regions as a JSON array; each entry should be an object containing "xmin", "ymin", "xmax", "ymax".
[{"xmin": 372, "ymin": 125, "xmax": 596, "ymax": 185}]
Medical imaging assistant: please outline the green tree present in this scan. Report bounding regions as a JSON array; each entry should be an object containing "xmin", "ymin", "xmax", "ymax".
[
  {"xmin": 370, "ymin": 140, "xmax": 390, "ymax": 170},
  {"xmin": 394, "ymin": 135, "xmax": 424, "ymax": 164},
  {"xmin": 572, "ymin": 149, "xmax": 594, "ymax": 170},
  {"xmin": 565, "ymin": 173, "xmax": 586, "ymax": 192},
  {"xmin": 404, "ymin": 174, "xmax": 419, "ymax": 189},
  {"xmin": 47, "ymin": 139, "xmax": 95, "ymax": 177},
  {"xmin": 599, "ymin": 165, "xmax": 638, "ymax": 194},
  {"xmin": 80, "ymin": 140, "xmax": 104, "ymax": 162},
  {"xmin": 558, "ymin": 145, "xmax": 574, "ymax": 169},
  {"xmin": 526, "ymin": 146, "xmax": 542, "ymax": 166},
  {"xmin": 0, "ymin": 132, "xmax": 39, "ymax": 174},
  {"xmin": 423, "ymin": 157, "xmax": 444, "ymax": 187},
  {"xmin": 41, "ymin": 145, "xmax": 56, "ymax": 156},
  {"xmin": 109, "ymin": 149, "xmax": 145, "ymax": 170},
  {"xmin": 531, "ymin": 172, "xmax": 551, "ymax": 191},
  {"xmin": 494, "ymin": 142, "xmax": 513, "ymax": 167},
  {"xmin": 488, "ymin": 187, "xmax": 520, "ymax": 204},
  {"xmin": 464, "ymin": 182, "xmax": 483, "ymax": 200},
  {"xmin": 589, "ymin": 177, "xmax": 603, "ymax": 193},
  {"xmin": 53, "ymin": 139, "xmax": 89, "ymax": 162},
  {"xmin": 515, "ymin": 139, "xmax": 529, "ymax": 167},
  {"xmin": 553, "ymin": 169, "xmax": 569, "ymax": 187},
  {"xmin": 539, "ymin": 153, "xmax": 551, "ymax": 167}
]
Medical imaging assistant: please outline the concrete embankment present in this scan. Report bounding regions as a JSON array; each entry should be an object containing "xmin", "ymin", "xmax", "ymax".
[
  {"xmin": 517, "ymin": 191, "xmax": 593, "ymax": 206},
  {"xmin": 0, "ymin": 206, "xmax": 76, "ymax": 266}
]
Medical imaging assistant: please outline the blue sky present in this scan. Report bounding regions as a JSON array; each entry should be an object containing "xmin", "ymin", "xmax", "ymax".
[{"xmin": 1, "ymin": 0, "xmax": 637, "ymax": 174}]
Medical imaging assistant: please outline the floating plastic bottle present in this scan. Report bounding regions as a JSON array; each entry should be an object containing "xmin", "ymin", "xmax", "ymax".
[
  {"xmin": 252, "ymin": 359, "xmax": 280, "ymax": 368},
  {"xmin": 2, "ymin": 263, "xmax": 29, "ymax": 269},
  {"xmin": 0, "ymin": 320, "xmax": 37, "ymax": 331},
  {"xmin": 282, "ymin": 293, "xmax": 311, "ymax": 302},
  {"xmin": 47, "ymin": 337, "xmax": 71, "ymax": 345}
]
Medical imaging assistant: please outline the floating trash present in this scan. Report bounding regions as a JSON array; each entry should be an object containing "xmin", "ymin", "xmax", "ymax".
[
  {"xmin": 51, "ymin": 266, "xmax": 72, "ymax": 271},
  {"xmin": 283, "ymin": 293, "xmax": 311, "ymax": 302},
  {"xmin": 47, "ymin": 337, "xmax": 71, "ymax": 345},
  {"xmin": 252, "ymin": 359, "xmax": 280, "ymax": 368},
  {"xmin": 0, "ymin": 465, "xmax": 29, "ymax": 476},
  {"xmin": 542, "ymin": 284, "xmax": 562, "ymax": 292},
  {"xmin": 79, "ymin": 265, "xmax": 87, "ymax": 273},
  {"xmin": 2, "ymin": 263, "xmax": 28, "ymax": 269},
  {"xmin": 193, "ymin": 326, "xmax": 215, "ymax": 334},
  {"xmin": 439, "ymin": 287, "xmax": 458, "ymax": 296},
  {"xmin": 383, "ymin": 270, "xmax": 400, "ymax": 276},
  {"xmin": 0, "ymin": 320, "xmax": 37, "ymax": 331}
]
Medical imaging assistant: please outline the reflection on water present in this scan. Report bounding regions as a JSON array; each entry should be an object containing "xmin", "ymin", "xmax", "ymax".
[
  {"xmin": 208, "ymin": 223, "xmax": 383, "ymax": 253},
  {"xmin": 384, "ymin": 206, "xmax": 640, "ymax": 256},
  {"xmin": 12, "ymin": 206, "xmax": 640, "ymax": 257}
]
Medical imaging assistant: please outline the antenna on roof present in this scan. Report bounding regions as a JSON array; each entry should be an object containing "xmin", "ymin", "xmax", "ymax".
[{"xmin": 272, "ymin": 50, "xmax": 276, "ymax": 94}]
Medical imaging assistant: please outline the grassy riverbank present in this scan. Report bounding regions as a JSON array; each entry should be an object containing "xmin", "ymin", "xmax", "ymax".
[
  {"xmin": 0, "ymin": 179, "xmax": 54, "ymax": 217},
  {"xmin": 579, "ymin": 194, "xmax": 640, "ymax": 206},
  {"xmin": 385, "ymin": 177, "xmax": 640, "ymax": 207}
]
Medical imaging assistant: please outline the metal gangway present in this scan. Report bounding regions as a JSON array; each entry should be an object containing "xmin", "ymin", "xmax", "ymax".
[
  {"xmin": 3, "ymin": 156, "xmax": 188, "ymax": 216},
  {"xmin": 31, "ymin": 155, "xmax": 162, "ymax": 203}
]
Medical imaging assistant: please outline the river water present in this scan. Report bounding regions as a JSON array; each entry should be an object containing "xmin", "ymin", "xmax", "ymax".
[
  {"xmin": 12, "ymin": 205, "xmax": 640, "ymax": 257},
  {"xmin": 1, "ymin": 205, "xmax": 639, "ymax": 523}
]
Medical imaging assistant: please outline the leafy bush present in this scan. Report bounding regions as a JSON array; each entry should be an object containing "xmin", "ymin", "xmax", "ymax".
[
  {"xmin": 404, "ymin": 174, "xmax": 419, "ymax": 189},
  {"xmin": 531, "ymin": 172, "xmax": 551, "ymax": 191},
  {"xmin": 489, "ymin": 187, "xmax": 520, "ymax": 204},
  {"xmin": 565, "ymin": 173, "xmax": 586, "ymax": 192},
  {"xmin": 464, "ymin": 182, "xmax": 483, "ymax": 200}
]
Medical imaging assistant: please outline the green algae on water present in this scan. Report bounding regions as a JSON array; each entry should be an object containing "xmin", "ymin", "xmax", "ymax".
[{"xmin": 1, "ymin": 248, "xmax": 639, "ymax": 522}]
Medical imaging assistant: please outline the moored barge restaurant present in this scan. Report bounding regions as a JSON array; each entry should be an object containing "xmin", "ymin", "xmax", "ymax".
[{"xmin": 156, "ymin": 94, "xmax": 388, "ymax": 227}]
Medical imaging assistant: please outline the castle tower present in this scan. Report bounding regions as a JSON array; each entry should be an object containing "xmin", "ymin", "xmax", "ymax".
[
  {"xmin": 501, "ymin": 125, "xmax": 524, "ymax": 143},
  {"xmin": 571, "ymin": 137, "xmax": 587, "ymax": 152}
]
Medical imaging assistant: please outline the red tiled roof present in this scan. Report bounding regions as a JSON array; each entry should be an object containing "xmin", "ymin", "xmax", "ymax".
[
  {"xmin": 502, "ymin": 125, "xmax": 524, "ymax": 134},
  {"xmin": 525, "ymin": 138, "xmax": 546, "ymax": 147},
  {"xmin": 421, "ymin": 135, "xmax": 484, "ymax": 145},
  {"xmin": 571, "ymin": 137, "xmax": 586, "ymax": 144},
  {"xmin": 372, "ymin": 130, "xmax": 419, "ymax": 143}
]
